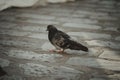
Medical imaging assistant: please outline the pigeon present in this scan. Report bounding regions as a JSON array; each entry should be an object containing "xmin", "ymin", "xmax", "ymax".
[
  {"xmin": 0, "ymin": 66, "xmax": 7, "ymax": 77},
  {"xmin": 46, "ymin": 25, "xmax": 88, "ymax": 53}
]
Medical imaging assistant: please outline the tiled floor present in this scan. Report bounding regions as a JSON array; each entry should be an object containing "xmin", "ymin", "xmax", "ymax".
[{"xmin": 0, "ymin": 0, "xmax": 120, "ymax": 80}]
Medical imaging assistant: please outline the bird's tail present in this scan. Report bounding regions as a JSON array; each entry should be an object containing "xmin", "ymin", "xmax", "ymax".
[{"xmin": 68, "ymin": 40, "xmax": 88, "ymax": 52}]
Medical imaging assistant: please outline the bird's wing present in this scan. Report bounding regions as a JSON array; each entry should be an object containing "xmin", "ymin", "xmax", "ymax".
[
  {"xmin": 67, "ymin": 40, "xmax": 88, "ymax": 52},
  {"xmin": 58, "ymin": 30, "xmax": 70, "ymax": 39},
  {"xmin": 51, "ymin": 30, "xmax": 70, "ymax": 49}
]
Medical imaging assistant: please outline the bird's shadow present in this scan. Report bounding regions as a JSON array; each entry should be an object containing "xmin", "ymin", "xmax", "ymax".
[{"xmin": 48, "ymin": 49, "xmax": 89, "ymax": 56}]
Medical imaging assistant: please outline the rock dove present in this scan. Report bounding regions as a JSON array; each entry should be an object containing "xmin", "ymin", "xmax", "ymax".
[
  {"xmin": 46, "ymin": 25, "xmax": 88, "ymax": 53},
  {"xmin": 0, "ymin": 66, "xmax": 7, "ymax": 77}
]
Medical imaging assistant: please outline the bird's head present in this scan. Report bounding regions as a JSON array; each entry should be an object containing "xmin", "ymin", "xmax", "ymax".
[{"xmin": 46, "ymin": 25, "xmax": 57, "ymax": 32}]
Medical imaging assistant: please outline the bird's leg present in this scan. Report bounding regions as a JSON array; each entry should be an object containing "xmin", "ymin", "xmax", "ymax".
[
  {"xmin": 56, "ymin": 49, "xmax": 64, "ymax": 53},
  {"xmin": 49, "ymin": 49, "xmax": 56, "ymax": 52},
  {"xmin": 49, "ymin": 48, "xmax": 64, "ymax": 53}
]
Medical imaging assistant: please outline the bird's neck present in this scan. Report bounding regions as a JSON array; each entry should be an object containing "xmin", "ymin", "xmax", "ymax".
[{"xmin": 48, "ymin": 30, "xmax": 56, "ymax": 41}]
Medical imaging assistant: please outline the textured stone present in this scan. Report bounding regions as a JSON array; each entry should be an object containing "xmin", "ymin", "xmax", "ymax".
[
  {"xmin": 115, "ymin": 36, "xmax": 120, "ymax": 41},
  {"xmin": 50, "ymin": 12, "xmax": 73, "ymax": 17},
  {"xmin": 67, "ymin": 32, "xmax": 111, "ymax": 40},
  {"xmin": 23, "ymin": 19, "xmax": 60, "ymax": 25},
  {"xmin": 64, "ymin": 46, "xmax": 103, "ymax": 56},
  {"xmin": 56, "ymin": 17, "xmax": 98, "ymax": 24},
  {"xmin": 48, "ymin": 0, "xmax": 75, "ymax": 3},
  {"xmin": 86, "ymin": 40, "xmax": 120, "ymax": 49},
  {"xmin": 90, "ymin": 15, "xmax": 117, "ymax": 20},
  {"xmin": 0, "ymin": 40, "xmax": 43, "ymax": 50},
  {"xmin": 0, "ymin": 58, "xmax": 10, "ymax": 67},
  {"xmin": 19, "ymin": 63, "xmax": 83, "ymax": 80},
  {"xmin": 41, "ymin": 8, "xmax": 74, "ymax": 13},
  {"xmin": 0, "ymin": 30, "xmax": 32, "ymax": 37},
  {"xmin": 15, "ymin": 25, "xmax": 46, "ymax": 32},
  {"xmin": 19, "ymin": 13, "xmax": 56, "ymax": 20},
  {"xmin": 65, "ymin": 49, "xmax": 88, "ymax": 55},
  {"xmin": 100, "ymin": 0, "xmax": 116, "ymax": 5},
  {"xmin": 90, "ymin": 78, "xmax": 106, "ymax": 80},
  {"xmin": 104, "ymin": 27, "xmax": 118, "ymax": 32},
  {"xmin": 63, "ymin": 23, "xmax": 101, "ymax": 29},
  {"xmin": 0, "ymin": 75, "xmax": 24, "ymax": 80},
  {"xmin": 75, "ymin": 10, "xmax": 93, "ymax": 15},
  {"xmin": 108, "ymin": 73, "xmax": 120, "ymax": 79},
  {"xmin": 28, "ymin": 33, "xmax": 48, "ymax": 40},
  {"xmin": 0, "ymin": 0, "xmax": 120, "ymax": 79},
  {"xmin": 87, "ymin": 47, "xmax": 103, "ymax": 56},
  {"xmin": 99, "ymin": 50, "xmax": 120, "ymax": 60},
  {"xmin": 0, "ymin": 22, "xmax": 17, "ymax": 29},
  {"xmin": 66, "ymin": 57, "xmax": 120, "ymax": 71},
  {"xmin": 5, "ymin": 49, "xmax": 62, "ymax": 62},
  {"xmin": 0, "ymin": 0, "xmax": 47, "ymax": 11},
  {"xmin": 41, "ymin": 42, "xmax": 55, "ymax": 51},
  {"xmin": 0, "ymin": 40, "xmax": 30, "ymax": 47}
]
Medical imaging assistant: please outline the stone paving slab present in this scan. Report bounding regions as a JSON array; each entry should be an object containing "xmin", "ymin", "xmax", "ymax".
[
  {"xmin": 28, "ymin": 33, "xmax": 48, "ymax": 40},
  {"xmin": 66, "ymin": 57, "xmax": 120, "ymax": 71},
  {"xmin": 115, "ymin": 36, "xmax": 120, "ymax": 41},
  {"xmin": 0, "ymin": 29, "xmax": 32, "ymax": 37},
  {"xmin": 19, "ymin": 63, "xmax": 83, "ymax": 80},
  {"xmin": 3, "ymin": 48, "xmax": 62, "ymax": 63},
  {"xmin": 0, "ymin": 0, "xmax": 120, "ymax": 80},
  {"xmin": 0, "ymin": 58, "xmax": 10, "ymax": 67},
  {"xmin": 0, "ymin": 22, "xmax": 46, "ymax": 33},
  {"xmin": 0, "ymin": 75, "xmax": 23, "ymax": 80},
  {"xmin": 86, "ymin": 40, "xmax": 120, "ymax": 50},
  {"xmin": 103, "ymin": 27, "xmax": 119, "ymax": 32},
  {"xmin": 41, "ymin": 42, "xmax": 55, "ymax": 51},
  {"xmin": 19, "ymin": 19, "xmax": 60, "ymax": 25},
  {"xmin": 19, "ymin": 13, "xmax": 56, "ymax": 20},
  {"xmin": 99, "ymin": 50, "xmax": 120, "ymax": 60},
  {"xmin": 56, "ymin": 17, "xmax": 98, "ymax": 24},
  {"xmin": 0, "ymin": 40, "xmax": 43, "ymax": 50},
  {"xmin": 67, "ymin": 32, "xmax": 111, "ymax": 40},
  {"xmin": 90, "ymin": 78, "xmax": 106, "ymax": 80},
  {"xmin": 63, "ymin": 23, "xmax": 102, "ymax": 30}
]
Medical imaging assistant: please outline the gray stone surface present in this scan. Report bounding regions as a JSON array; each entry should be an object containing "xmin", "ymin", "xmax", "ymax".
[
  {"xmin": 0, "ymin": 58, "xmax": 10, "ymax": 67},
  {"xmin": 63, "ymin": 23, "xmax": 101, "ymax": 30},
  {"xmin": 87, "ymin": 47, "xmax": 103, "ymax": 56},
  {"xmin": 4, "ymin": 49, "xmax": 62, "ymax": 63},
  {"xmin": 19, "ymin": 63, "xmax": 83, "ymax": 80},
  {"xmin": 90, "ymin": 78, "xmax": 106, "ymax": 80},
  {"xmin": 19, "ymin": 13, "xmax": 56, "ymax": 20},
  {"xmin": 0, "ymin": 29, "xmax": 32, "ymax": 37},
  {"xmin": 28, "ymin": 33, "xmax": 48, "ymax": 40},
  {"xmin": 66, "ymin": 57, "xmax": 120, "ymax": 71},
  {"xmin": 86, "ymin": 40, "xmax": 120, "ymax": 49},
  {"xmin": 0, "ymin": 75, "xmax": 24, "ymax": 80},
  {"xmin": 108, "ymin": 73, "xmax": 120, "ymax": 79},
  {"xmin": 104, "ymin": 27, "xmax": 118, "ymax": 32},
  {"xmin": 0, "ymin": 39, "xmax": 45, "ymax": 50},
  {"xmin": 115, "ymin": 36, "xmax": 120, "ymax": 41},
  {"xmin": 14, "ymin": 25, "xmax": 46, "ymax": 32},
  {"xmin": 41, "ymin": 42, "xmax": 55, "ymax": 51},
  {"xmin": 99, "ymin": 50, "xmax": 120, "ymax": 60},
  {"xmin": 22, "ymin": 19, "xmax": 60, "ymax": 25},
  {"xmin": 0, "ymin": 0, "xmax": 120, "ymax": 79},
  {"xmin": 56, "ymin": 17, "xmax": 98, "ymax": 24},
  {"xmin": 65, "ymin": 47, "xmax": 103, "ymax": 56},
  {"xmin": 67, "ymin": 32, "xmax": 111, "ymax": 40}
]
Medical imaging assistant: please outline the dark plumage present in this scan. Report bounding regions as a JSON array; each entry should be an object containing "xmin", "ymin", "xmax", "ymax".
[
  {"xmin": 0, "ymin": 66, "xmax": 7, "ymax": 77},
  {"xmin": 46, "ymin": 25, "xmax": 88, "ymax": 52}
]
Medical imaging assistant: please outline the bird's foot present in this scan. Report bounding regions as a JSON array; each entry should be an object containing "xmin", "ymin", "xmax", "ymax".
[
  {"xmin": 56, "ymin": 49, "xmax": 64, "ymax": 53},
  {"xmin": 49, "ymin": 49, "xmax": 56, "ymax": 52},
  {"xmin": 49, "ymin": 49, "xmax": 64, "ymax": 53}
]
